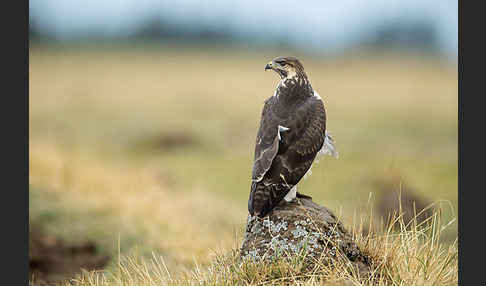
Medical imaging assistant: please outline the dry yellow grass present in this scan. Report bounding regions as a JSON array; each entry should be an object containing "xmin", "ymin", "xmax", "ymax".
[
  {"xmin": 30, "ymin": 140, "xmax": 245, "ymax": 270},
  {"xmin": 29, "ymin": 46, "xmax": 457, "ymax": 284},
  {"xmin": 59, "ymin": 202, "xmax": 457, "ymax": 286}
]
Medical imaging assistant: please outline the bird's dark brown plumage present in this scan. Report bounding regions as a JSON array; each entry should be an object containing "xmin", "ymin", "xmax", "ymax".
[{"xmin": 248, "ymin": 56, "xmax": 328, "ymax": 218}]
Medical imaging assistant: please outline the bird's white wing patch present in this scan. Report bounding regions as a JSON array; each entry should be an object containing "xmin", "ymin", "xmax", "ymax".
[
  {"xmin": 277, "ymin": 125, "xmax": 290, "ymax": 141},
  {"xmin": 319, "ymin": 130, "xmax": 339, "ymax": 159},
  {"xmin": 314, "ymin": 90, "xmax": 323, "ymax": 100}
]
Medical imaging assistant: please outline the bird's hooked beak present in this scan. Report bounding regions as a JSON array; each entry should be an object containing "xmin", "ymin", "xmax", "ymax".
[{"xmin": 264, "ymin": 61, "xmax": 273, "ymax": 71}]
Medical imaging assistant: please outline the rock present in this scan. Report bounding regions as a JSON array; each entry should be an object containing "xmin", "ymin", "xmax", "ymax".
[{"xmin": 240, "ymin": 197, "xmax": 372, "ymax": 274}]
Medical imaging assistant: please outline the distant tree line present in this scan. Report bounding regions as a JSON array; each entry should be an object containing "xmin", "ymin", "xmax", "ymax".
[
  {"xmin": 363, "ymin": 19, "xmax": 439, "ymax": 53},
  {"xmin": 29, "ymin": 15, "xmax": 440, "ymax": 54}
]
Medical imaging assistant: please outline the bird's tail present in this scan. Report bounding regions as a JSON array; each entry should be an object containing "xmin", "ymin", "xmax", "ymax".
[
  {"xmin": 319, "ymin": 130, "xmax": 339, "ymax": 159},
  {"xmin": 248, "ymin": 181, "xmax": 289, "ymax": 218}
]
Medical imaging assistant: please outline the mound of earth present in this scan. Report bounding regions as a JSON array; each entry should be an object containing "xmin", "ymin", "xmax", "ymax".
[
  {"xmin": 240, "ymin": 197, "xmax": 373, "ymax": 275},
  {"xmin": 375, "ymin": 182, "xmax": 434, "ymax": 227},
  {"xmin": 134, "ymin": 132, "xmax": 198, "ymax": 152},
  {"xmin": 29, "ymin": 226, "xmax": 110, "ymax": 286}
]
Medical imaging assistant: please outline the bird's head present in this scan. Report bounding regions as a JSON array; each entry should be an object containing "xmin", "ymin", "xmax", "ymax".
[{"xmin": 264, "ymin": 56, "xmax": 307, "ymax": 81}]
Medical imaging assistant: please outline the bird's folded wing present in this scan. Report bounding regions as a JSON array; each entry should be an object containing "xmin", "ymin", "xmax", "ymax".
[{"xmin": 251, "ymin": 99, "xmax": 281, "ymax": 182}]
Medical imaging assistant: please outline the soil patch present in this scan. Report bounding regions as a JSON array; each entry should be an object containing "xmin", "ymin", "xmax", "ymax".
[
  {"xmin": 29, "ymin": 226, "xmax": 110, "ymax": 286},
  {"xmin": 373, "ymin": 179, "xmax": 434, "ymax": 227},
  {"xmin": 134, "ymin": 132, "xmax": 198, "ymax": 152}
]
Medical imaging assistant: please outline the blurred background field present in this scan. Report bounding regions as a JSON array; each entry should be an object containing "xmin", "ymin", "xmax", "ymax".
[{"xmin": 29, "ymin": 1, "xmax": 457, "ymax": 284}]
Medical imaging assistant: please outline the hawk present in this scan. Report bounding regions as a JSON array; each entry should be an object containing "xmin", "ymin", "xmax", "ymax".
[{"xmin": 248, "ymin": 56, "xmax": 339, "ymax": 218}]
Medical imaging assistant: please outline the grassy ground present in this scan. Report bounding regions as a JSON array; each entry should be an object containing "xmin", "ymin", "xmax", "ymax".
[{"xmin": 29, "ymin": 46, "xmax": 457, "ymax": 284}]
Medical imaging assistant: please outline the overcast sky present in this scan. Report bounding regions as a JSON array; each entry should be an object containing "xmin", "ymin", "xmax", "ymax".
[{"xmin": 30, "ymin": 0, "xmax": 457, "ymax": 58}]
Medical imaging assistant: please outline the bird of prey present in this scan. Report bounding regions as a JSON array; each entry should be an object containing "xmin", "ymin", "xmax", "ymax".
[{"xmin": 248, "ymin": 56, "xmax": 339, "ymax": 218}]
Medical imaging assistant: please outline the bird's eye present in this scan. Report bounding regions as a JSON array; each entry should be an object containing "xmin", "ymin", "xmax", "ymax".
[{"xmin": 279, "ymin": 62, "xmax": 287, "ymax": 67}]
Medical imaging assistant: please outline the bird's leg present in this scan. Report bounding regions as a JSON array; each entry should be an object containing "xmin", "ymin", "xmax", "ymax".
[{"xmin": 284, "ymin": 185, "xmax": 297, "ymax": 202}]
